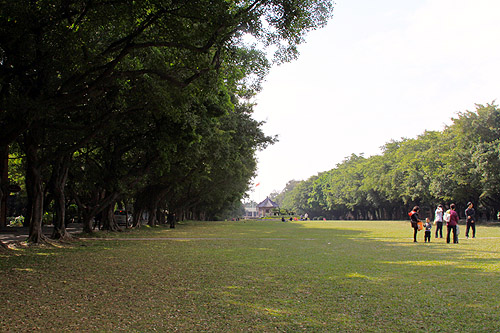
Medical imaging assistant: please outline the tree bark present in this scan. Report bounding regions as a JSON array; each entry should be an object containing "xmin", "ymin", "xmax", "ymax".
[
  {"xmin": 157, "ymin": 207, "xmax": 165, "ymax": 225},
  {"xmin": 74, "ymin": 190, "xmax": 121, "ymax": 233},
  {"xmin": 0, "ymin": 240, "xmax": 9, "ymax": 250},
  {"xmin": 131, "ymin": 185, "xmax": 168, "ymax": 227},
  {"xmin": 148, "ymin": 207, "xmax": 157, "ymax": 226},
  {"xmin": 132, "ymin": 208, "xmax": 144, "ymax": 228},
  {"xmin": 102, "ymin": 203, "xmax": 121, "ymax": 231},
  {"xmin": 25, "ymin": 135, "xmax": 46, "ymax": 243},
  {"xmin": 0, "ymin": 145, "xmax": 8, "ymax": 229},
  {"xmin": 49, "ymin": 155, "xmax": 72, "ymax": 240},
  {"xmin": 71, "ymin": 188, "xmax": 99, "ymax": 234},
  {"xmin": 81, "ymin": 210, "xmax": 94, "ymax": 234}
]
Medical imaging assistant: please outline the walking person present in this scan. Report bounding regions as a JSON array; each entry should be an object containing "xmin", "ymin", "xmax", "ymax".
[
  {"xmin": 446, "ymin": 204, "xmax": 459, "ymax": 244},
  {"xmin": 434, "ymin": 204, "xmax": 444, "ymax": 238},
  {"xmin": 409, "ymin": 206, "xmax": 422, "ymax": 243},
  {"xmin": 465, "ymin": 202, "xmax": 476, "ymax": 238}
]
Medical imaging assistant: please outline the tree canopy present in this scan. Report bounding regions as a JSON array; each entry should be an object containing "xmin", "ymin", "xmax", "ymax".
[
  {"xmin": 1, "ymin": 0, "xmax": 335, "ymax": 242},
  {"xmin": 275, "ymin": 103, "xmax": 500, "ymax": 221}
]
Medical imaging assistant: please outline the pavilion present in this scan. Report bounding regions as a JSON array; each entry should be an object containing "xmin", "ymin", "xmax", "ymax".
[{"xmin": 256, "ymin": 197, "xmax": 279, "ymax": 217}]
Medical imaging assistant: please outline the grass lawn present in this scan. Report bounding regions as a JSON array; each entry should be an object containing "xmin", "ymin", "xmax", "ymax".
[{"xmin": 1, "ymin": 220, "xmax": 500, "ymax": 331}]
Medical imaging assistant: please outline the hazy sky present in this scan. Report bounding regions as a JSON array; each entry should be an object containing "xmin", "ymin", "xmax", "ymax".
[{"xmin": 247, "ymin": 0, "xmax": 500, "ymax": 202}]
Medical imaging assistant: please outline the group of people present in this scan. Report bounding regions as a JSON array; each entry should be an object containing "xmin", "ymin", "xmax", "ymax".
[{"xmin": 409, "ymin": 202, "xmax": 476, "ymax": 243}]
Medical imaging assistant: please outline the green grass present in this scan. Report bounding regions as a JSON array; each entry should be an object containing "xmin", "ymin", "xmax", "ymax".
[{"xmin": 1, "ymin": 220, "xmax": 500, "ymax": 331}]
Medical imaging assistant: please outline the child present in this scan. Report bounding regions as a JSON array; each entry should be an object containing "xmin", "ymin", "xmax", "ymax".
[{"xmin": 424, "ymin": 218, "xmax": 432, "ymax": 243}]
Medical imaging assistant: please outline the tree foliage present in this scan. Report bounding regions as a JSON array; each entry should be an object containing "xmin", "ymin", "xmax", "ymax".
[
  {"xmin": 1, "ymin": 0, "xmax": 334, "ymax": 242},
  {"xmin": 277, "ymin": 103, "xmax": 500, "ymax": 220}
]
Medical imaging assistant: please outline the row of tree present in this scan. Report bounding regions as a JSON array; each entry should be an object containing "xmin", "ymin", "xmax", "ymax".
[
  {"xmin": 0, "ymin": 1, "xmax": 335, "ymax": 244},
  {"xmin": 273, "ymin": 103, "xmax": 500, "ymax": 221}
]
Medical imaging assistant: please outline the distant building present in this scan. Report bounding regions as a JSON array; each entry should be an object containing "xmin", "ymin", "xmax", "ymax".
[
  {"xmin": 243, "ymin": 202, "xmax": 259, "ymax": 218},
  {"xmin": 257, "ymin": 197, "xmax": 279, "ymax": 217}
]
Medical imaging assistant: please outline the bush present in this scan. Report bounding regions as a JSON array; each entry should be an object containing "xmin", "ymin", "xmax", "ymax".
[
  {"xmin": 8, "ymin": 215, "xmax": 24, "ymax": 227},
  {"xmin": 43, "ymin": 212, "xmax": 54, "ymax": 225}
]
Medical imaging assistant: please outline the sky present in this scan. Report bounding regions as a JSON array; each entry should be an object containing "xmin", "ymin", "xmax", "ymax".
[{"xmin": 246, "ymin": 0, "xmax": 500, "ymax": 203}]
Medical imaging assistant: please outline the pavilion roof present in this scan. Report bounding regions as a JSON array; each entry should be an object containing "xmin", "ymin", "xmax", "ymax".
[{"xmin": 257, "ymin": 197, "xmax": 279, "ymax": 209}]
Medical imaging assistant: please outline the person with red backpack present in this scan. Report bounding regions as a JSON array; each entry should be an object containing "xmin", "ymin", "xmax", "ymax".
[{"xmin": 409, "ymin": 206, "xmax": 422, "ymax": 242}]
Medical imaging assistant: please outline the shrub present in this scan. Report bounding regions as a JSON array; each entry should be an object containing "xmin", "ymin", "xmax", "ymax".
[{"xmin": 8, "ymin": 215, "xmax": 24, "ymax": 227}]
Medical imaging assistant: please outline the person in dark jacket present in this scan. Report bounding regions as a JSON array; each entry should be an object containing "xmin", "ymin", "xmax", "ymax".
[
  {"xmin": 409, "ymin": 206, "xmax": 421, "ymax": 243},
  {"xmin": 465, "ymin": 202, "xmax": 476, "ymax": 238},
  {"xmin": 424, "ymin": 218, "xmax": 432, "ymax": 243},
  {"xmin": 167, "ymin": 213, "xmax": 176, "ymax": 229}
]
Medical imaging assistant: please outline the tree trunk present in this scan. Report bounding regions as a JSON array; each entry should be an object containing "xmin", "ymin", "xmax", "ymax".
[
  {"xmin": 157, "ymin": 208, "xmax": 165, "ymax": 225},
  {"xmin": 82, "ymin": 210, "xmax": 94, "ymax": 234},
  {"xmin": 71, "ymin": 189, "xmax": 98, "ymax": 234},
  {"xmin": 25, "ymin": 139, "xmax": 46, "ymax": 243},
  {"xmin": 148, "ymin": 190, "xmax": 163, "ymax": 226},
  {"xmin": 0, "ymin": 240, "xmax": 9, "ymax": 250},
  {"xmin": 0, "ymin": 183, "xmax": 5, "ymax": 230},
  {"xmin": 148, "ymin": 207, "xmax": 157, "ymax": 226},
  {"xmin": 49, "ymin": 155, "xmax": 72, "ymax": 240},
  {"xmin": 0, "ymin": 145, "xmax": 8, "ymax": 229},
  {"xmin": 72, "ymin": 187, "xmax": 121, "ymax": 233},
  {"xmin": 132, "ymin": 208, "xmax": 143, "ymax": 228},
  {"xmin": 24, "ymin": 164, "xmax": 33, "ymax": 228},
  {"xmin": 102, "ymin": 203, "xmax": 121, "ymax": 231}
]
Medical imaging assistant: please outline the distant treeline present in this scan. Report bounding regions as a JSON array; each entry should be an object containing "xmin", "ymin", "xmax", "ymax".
[{"xmin": 273, "ymin": 103, "xmax": 500, "ymax": 221}]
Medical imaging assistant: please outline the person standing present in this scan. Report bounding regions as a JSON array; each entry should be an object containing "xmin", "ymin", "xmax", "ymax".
[
  {"xmin": 409, "ymin": 206, "xmax": 421, "ymax": 243},
  {"xmin": 446, "ymin": 203, "xmax": 459, "ymax": 244},
  {"xmin": 167, "ymin": 212, "xmax": 176, "ymax": 229},
  {"xmin": 424, "ymin": 218, "xmax": 432, "ymax": 243},
  {"xmin": 465, "ymin": 202, "xmax": 476, "ymax": 239},
  {"xmin": 434, "ymin": 204, "xmax": 444, "ymax": 238}
]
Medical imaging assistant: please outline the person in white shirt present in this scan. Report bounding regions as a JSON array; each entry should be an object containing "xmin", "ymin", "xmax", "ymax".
[{"xmin": 434, "ymin": 204, "xmax": 444, "ymax": 238}]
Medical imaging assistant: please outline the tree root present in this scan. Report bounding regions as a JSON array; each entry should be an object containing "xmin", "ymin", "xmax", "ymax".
[{"xmin": 0, "ymin": 240, "xmax": 10, "ymax": 252}]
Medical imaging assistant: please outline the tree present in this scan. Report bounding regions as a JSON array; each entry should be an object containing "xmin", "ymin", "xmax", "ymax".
[
  {"xmin": 449, "ymin": 103, "xmax": 500, "ymax": 218},
  {"xmin": 273, "ymin": 180, "xmax": 300, "ymax": 206}
]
